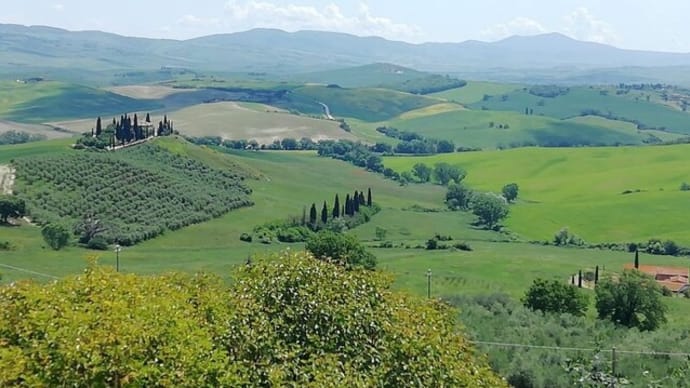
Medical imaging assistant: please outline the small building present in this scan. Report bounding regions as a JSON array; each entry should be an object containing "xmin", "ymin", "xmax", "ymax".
[{"xmin": 624, "ymin": 264, "xmax": 689, "ymax": 293}]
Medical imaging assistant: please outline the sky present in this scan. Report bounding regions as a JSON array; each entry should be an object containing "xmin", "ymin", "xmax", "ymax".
[{"xmin": 2, "ymin": 0, "xmax": 690, "ymax": 52}]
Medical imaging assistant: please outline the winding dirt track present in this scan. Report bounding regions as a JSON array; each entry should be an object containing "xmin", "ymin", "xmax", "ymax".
[{"xmin": 0, "ymin": 165, "xmax": 15, "ymax": 195}]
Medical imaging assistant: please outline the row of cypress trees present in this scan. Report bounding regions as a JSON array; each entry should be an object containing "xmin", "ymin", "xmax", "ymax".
[{"xmin": 306, "ymin": 188, "xmax": 372, "ymax": 228}]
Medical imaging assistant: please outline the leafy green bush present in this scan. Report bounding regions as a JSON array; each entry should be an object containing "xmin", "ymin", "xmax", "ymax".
[
  {"xmin": 41, "ymin": 223, "xmax": 70, "ymax": 250},
  {"xmin": 522, "ymin": 278, "xmax": 589, "ymax": 316},
  {"xmin": 86, "ymin": 236, "xmax": 108, "ymax": 250},
  {"xmin": 0, "ymin": 253, "xmax": 506, "ymax": 386},
  {"xmin": 306, "ymin": 231, "xmax": 376, "ymax": 270}
]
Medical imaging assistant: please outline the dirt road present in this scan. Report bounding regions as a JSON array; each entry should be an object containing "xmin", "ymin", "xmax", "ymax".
[{"xmin": 0, "ymin": 165, "xmax": 15, "ymax": 195}]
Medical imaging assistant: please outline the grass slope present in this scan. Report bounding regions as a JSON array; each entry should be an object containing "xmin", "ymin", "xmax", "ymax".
[
  {"xmin": 0, "ymin": 81, "xmax": 160, "ymax": 123},
  {"xmin": 470, "ymin": 86, "xmax": 690, "ymax": 134},
  {"xmin": 382, "ymin": 109, "xmax": 648, "ymax": 149},
  {"xmin": 278, "ymin": 85, "xmax": 441, "ymax": 121},
  {"xmin": 3, "ymin": 139, "xmax": 690, "ymax": 329},
  {"xmin": 431, "ymin": 82, "xmax": 522, "ymax": 104},
  {"xmin": 172, "ymin": 102, "xmax": 354, "ymax": 143},
  {"xmin": 385, "ymin": 145, "xmax": 690, "ymax": 245}
]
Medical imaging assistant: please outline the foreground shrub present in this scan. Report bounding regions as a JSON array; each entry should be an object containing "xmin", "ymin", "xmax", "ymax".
[{"xmin": 0, "ymin": 253, "xmax": 505, "ymax": 387}]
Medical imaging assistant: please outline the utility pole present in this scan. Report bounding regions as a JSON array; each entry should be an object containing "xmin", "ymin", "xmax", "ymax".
[
  {"xmin": 114, "ymin": 243, "xmax": 121, "ymax": 272},
  {"xmin": 426, "ymin": 269, "xmax": 432, "ymax": 299}
]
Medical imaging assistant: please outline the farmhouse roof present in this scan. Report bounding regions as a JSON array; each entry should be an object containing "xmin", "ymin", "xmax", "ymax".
[{"xmin": 623, "ymin": 264, "xmax": 688, "ymax": 277}]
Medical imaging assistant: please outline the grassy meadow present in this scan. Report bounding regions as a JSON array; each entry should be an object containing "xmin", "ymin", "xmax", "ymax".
[
  {"xmin": 385, "ymin": 144, "xmax": 690, "ymax": 244},
  {"xmin": 0, "ymin": 81, "xmax": 159, "ymax": 123},
  {"xmin": 2, "ymin": 138, "xmax": 690, "ymax": 331}
]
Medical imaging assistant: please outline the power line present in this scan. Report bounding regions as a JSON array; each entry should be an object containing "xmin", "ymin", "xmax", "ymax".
[{"xmin": 469, "ymin": 340, "xmax": 690, "ymax": 358}]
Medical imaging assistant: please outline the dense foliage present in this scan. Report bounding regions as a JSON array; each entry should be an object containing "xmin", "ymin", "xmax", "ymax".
[
  {"xmin": 0, "ymin": 130, "xmax": 46, "ymax": 145},
  {"xmin": 450, "ymin": 293, "xmax": 690, "ymax": 388},
  {"xmin": 376, "ymin": 126, "xmax": 455, "ymax": 154},
  {"xmin": 522, "ymin": 278, "xmax": 589, "ymax": 316},
  {"xmin": 0, "ymin": 253, "xmax": 505, "ymax": 386},
  {"xmin": 388, "ymin": 74, "xmax": 467, "ymax": 95},
  {"xmin": 470, "ymin": 192, "xmax": 510, "ymax": 230},
  {"xmin": 40, "ymin": 223, "xmax": 70, "ymax": 250},
  {"xmin": 306, "ymin": 231, "xmax": 377, "ymax": 269},
  {"xmin": 13, "ymin": 142, "xmax": 253, "ymax": 245},
  {"xmin": 502, "ymin": 183, "xmax": 519, "ymax": 203},
  {"xmin": 596, "ymin": 270, "xmax": 668, "ymax": 331},
  {"xmin": 0, "ymin": 195, "xmax": 25, "ymax": 223}
]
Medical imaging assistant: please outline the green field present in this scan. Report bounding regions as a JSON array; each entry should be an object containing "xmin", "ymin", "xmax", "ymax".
[
  {"xmin": 385, "ymin": 144, "xmax": 690, "ymax": 245},
  {"xmin": 431, "ymin": 81, "xmax": 522, "ymax": 104},
  {"xmin": 3, "ymin": 138, "xmax": 690, "ymax": 339},
  {"xmin": 0, "ymin": 81, "xmax": 160, "ymax": 123},
  {"xmin": 470, "ymin": 86, "xmax": 690, "ymax": 135},
  {"xmin": 375, "ymin": 109, "xmax": 650, "ymax": 149},
  {"xmin": 171, "ymin": 101, "xmax": 354, "ymax": 143},
  {"xmin": 277, "ymin": 85, "xmax": 442, "ymax": 121}
]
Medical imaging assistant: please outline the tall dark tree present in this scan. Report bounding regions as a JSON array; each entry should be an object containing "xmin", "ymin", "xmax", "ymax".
[
  {"xmin": 345, "ymin": 194, "xmax": 351, "ymax": 216},
  {"xmin": 578, "ymin": 270, "xmax": 583, "ymax": 288},
  {"xmin": 309, "ymin": 203, "xmax": 318, "ymax": 226},
  {"xmin": 634, "ymin": 249, "xmax": 640, "ymax": 269},
  {"xmin": 367, "ymin": 188, "xmax": 372, "ymax": 207},
  {"xmin": 321, "ymin": 201, "xmax": 328, "ymax": 224},
  {"xmin": 359, "ymin": 191, "xmax": 365, "ymax": 206},
  {"xmin": 112, "ymin": 117, "xmax": 116, "ymax": 126},
  {"xmin": 595, "ymin": 265, "xmax": 600, "ymax": 284},
  {"xmin": 145, "ymin": 113, "xmax": 151, "ymax": 123},
  {"xmin": 95, "ymin": 117, "xmax": 102, "ymax": 136},
  {"xmin": 164, "ymin": 115, "xmax": 168, "ymax": 125},
  {"xmin": 158, "ymin": 121, "xmax": 164, "ymax": 136},
  {"xmin": 353, "ymin": 191, "xmax": 360, "ymax": 212},
  {"xmin": 333, "ymin": 195, "xmax": 340, "ymax": 218}
]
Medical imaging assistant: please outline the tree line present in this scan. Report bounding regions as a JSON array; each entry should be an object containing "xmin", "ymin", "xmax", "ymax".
[
  {"xmin": 0, "ymin": 130, "xmax": 46, "ymax": 145},
  {"xmin": 244, "ymin": 188, "xmax": 377, "ymax": 244}
]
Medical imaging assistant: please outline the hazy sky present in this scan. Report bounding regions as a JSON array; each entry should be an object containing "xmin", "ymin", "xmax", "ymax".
[{"xmin": 2, "ymin": 0, "xmax": 689, "ymax": 52}]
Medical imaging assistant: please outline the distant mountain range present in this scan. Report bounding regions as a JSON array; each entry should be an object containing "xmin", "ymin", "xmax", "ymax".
[{"xmin": 3, "ymin": 24, "xmax": 690, "ymax": 84}]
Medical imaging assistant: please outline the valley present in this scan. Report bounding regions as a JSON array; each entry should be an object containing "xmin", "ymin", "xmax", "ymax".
[{"xmin": 3, "ymin": 19, "xmax": 690, "ymax": 387}]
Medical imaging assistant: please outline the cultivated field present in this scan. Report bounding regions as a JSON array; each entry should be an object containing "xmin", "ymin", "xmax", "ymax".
[
  {"xmin": 172, "ymin": 102, "xmax": 356, "ymax": 143},
  {"xmin": 385, "ymin": 144, "xmax": 690, "ymax": 244},
  {"xmin": 107, "ymin": 85, "xmax": 193, "ymax": 99}
]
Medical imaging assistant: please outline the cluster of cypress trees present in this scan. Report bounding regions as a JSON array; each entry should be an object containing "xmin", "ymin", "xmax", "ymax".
[
  {"xmin": 307, "ymin": 188, "xmax": 372, "ymax": 229},
  {"xmin": 91, "ymin": 114, "xmax": 175, "ymax": 148}
]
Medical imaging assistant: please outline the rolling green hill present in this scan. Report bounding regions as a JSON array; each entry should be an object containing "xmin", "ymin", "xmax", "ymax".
[
  {"xmin": 372, "ymin": 109, "xmax": 656, "ymax": 149},
  {"xmin": 431, "ymin": 82, "xmax": 522, "ymax": 104},
  {"xmin": 469, "ymin": 86, "xmax": 690, "ymax": 134},
  {"xmin": 11, "ymin": 138, "xmax": 253, "ymax": 245},
  {"xmin": 0, "ymin": 80, "xmax": 160, "ymax": 123},
  {"xmin": 277, "ymin": 85, "xmax": 441, "ymax": 121},
  {"xmin": 384, "ymin": 144, "xmax": 690, "ymax": 244},
  {"xmin": 293, "ymin": 63, "xmax": 465, "ymax": 93}
]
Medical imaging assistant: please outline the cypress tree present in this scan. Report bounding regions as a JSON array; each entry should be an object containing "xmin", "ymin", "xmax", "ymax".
[
  {"xmin": 367, "ymin": 188, "xmax": 372, "ymax": 207},
  {"xmin": 321, "ymin": 202, "xmax": 328, "ymax": 224},
  {"xmin": 112, "ymin": 117, "xmax": 117, "ymax": 126},
  {"xmin": 333, "ymin": 195, "xmax": 340, "ymax": 218},
  {"xmin": 95, "ymin": 117, "xmax": 102, "ymax": 136},
  {"xmin": 571, "ymin": 275, "xmax": 575, "ymax": 285},
  {"xmin": 595, "ymin": 265, "xmax": 599, "ymax": 284},
  {"xmin": 145, "ymin": 113, "xmax": 151, "ymax": 123},
  {"xmin": 158, "ymin": 121, "xmax": 164, "ymax": 136},
  {"xmin": 345, "ymin": 194, "xmax": 351, "ymax": 216},
  {"xmin": 578, "ymin": 270, "xmax": 583, "ymax": 288},
  {"xmin": 634, "ymin": 249, "xmax": 639, "ymax": 269},
  {"xmin": 309, "ymin": 203, "xmax": 317, "ymax": 226},
  {"xmin": 359, "ymin": 191, "xmax": 365, "ymax": 206},
  {"xmin": 353, "ymin": 191, "xmax": 360, "ymax": 212}
]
